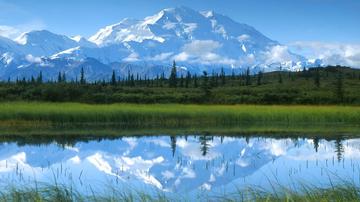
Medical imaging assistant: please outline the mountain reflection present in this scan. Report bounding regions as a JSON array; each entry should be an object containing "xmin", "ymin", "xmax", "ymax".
[{"xmin": 0, "ymin": 135, "xmax": 358, "ymax": 195}]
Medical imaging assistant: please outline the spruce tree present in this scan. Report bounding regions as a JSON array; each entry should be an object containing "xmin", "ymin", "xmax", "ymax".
[
  {"xmin": 245, "ymin": 67, "xmax": 251, "ymax": 86},
  {"xmin": 111, "ymin": 70, "xmax": 117, "ymax": 85},
  {"xmin": 185, "ymin": 71, "xmax": 191, "ymax": 88},
  {"xmin": 58, "ymin": 72, "xmax": 62, "ymax": 83},
  {"xmin": 37, "ymin": 71, "xmax": 43, "ymax": 84},
  {"xmin": 169, "ymin": 60, "xmax": 177, "ymax": 88},
  {"xmin": 80, "ymin": 67, "xmax": 86, "ymax": 84},
  {"xmin": 220, "ymin": 67, "xmax": 226, "ymax": 86}
]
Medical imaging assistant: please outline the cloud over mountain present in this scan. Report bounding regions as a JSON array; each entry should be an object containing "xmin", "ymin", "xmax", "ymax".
[{"xmin": 289, "ymin": 41, "xmax": 360, "ymax": 68}]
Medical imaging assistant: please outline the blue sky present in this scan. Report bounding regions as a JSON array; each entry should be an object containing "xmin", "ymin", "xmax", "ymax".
[{"xmin": 0, "ymin": 0, "xmax": 359, "ymax": 44}]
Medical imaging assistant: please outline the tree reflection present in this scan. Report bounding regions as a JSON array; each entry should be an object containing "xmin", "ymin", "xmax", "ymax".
[
  {"xmin": 335, "ymin": 137, "xmax": 344, "ymax": 162},
  {"xmin": 313, "ymin": 137, "xmax": 319, "ymax": 152},
  {"xmin": 170, "ymin": 135, "xmax": 177, "ymax": 157},
  {"xmin": 199, "ymin": 135, "xmax": 212, "ymax": 156}
]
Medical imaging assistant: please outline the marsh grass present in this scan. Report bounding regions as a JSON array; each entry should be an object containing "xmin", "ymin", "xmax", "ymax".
[
  {"xmin": 238, "ymin": 183, "xmax": 360, "ymax": 202},
  {"xmin": 0, "ymin": 102, "xmax": 359, "ymax": 134},
  {"xmin": 1, "ymin": 182, "xmax": 360, "ymax": 202},
  {"xmin": 0, "ymin": 184, "xmax": 171, "ymax": 202}
]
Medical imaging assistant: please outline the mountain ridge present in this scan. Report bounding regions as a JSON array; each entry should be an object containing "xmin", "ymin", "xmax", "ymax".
[{"xmin": 0, "ymin": 6, "xmax": 321, "ymax": 81}]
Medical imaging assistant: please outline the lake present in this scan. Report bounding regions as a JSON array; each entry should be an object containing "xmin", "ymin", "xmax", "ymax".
[{"xmin": 0, "ymin": 134, "xmax": 359, "ymax": 199}]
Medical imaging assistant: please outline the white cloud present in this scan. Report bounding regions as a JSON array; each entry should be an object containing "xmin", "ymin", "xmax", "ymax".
[
  {"xmin": 288, "ymin": 41, "xmax": 360, "ymax": 68},
  {"xmin": 182, "ymin": 40, "xmax": 221, "ymax": 56},
  {"xmin": 264, "ymin": 45, "xmax": 294, "ymax": 64},
  {"xmin": 25, "ymin": 54, "xmax": 41, "ymax": 63},
  {"xmin": 0, "ymin": 25, "xmax": 19, "ymax": 39},
  {"xmin": 0, "ymin": 21, "xmax": 46, "ymax": 39},
  {"xmin": 173, "ymin": 52, "xmax": 189, "ymax": 62},
  {"xmin": 149, "ymin": 52, "xmax": 173, "ymax": 61},
  {"xmin": 123, "ymin": 52, "xmax": 139, "ymax": 62},
  {"xmin": 173, "ymin": 40, "xmax": 236, "ymax": 65}
]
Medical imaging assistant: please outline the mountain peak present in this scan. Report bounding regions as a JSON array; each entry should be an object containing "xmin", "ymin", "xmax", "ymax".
[
  {"xmin": 89, "ymin": 18, "xmax": 141, "ymax": 45},
  {"xmin": 15, "ymin": 30, "xmax": 70, "ymax": 45},
  {"xmin": 83, "ymin": 7, "xmax": 296, "ymax": 68}
]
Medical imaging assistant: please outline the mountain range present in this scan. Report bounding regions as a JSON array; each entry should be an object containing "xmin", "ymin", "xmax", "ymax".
[{"xmin": 0, "ymin": 7, "xmax": 322, "ymax": 81}]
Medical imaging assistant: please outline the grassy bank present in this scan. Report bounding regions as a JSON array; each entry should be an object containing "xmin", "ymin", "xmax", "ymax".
[
  {"xmin": 0, "ymin": 102, "xmax": 360, "ymax": 134},
  {"xmin": 1, "ymin": 183, "xmax": 360, "ymax": 202}
]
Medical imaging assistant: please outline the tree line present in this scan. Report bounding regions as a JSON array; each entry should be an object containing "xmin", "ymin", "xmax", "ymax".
[{"xmin": 0, "ymin": 62, "xmax": 359, "ymax": 104}]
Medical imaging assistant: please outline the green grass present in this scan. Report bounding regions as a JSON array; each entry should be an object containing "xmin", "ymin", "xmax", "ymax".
[
  {"xmin": 2, "ymin": 183, "xmax": 360, "ymax": 202},
  {"xmin": 0, "ymin": 102, "xmax": 360, "ymax": 135}
]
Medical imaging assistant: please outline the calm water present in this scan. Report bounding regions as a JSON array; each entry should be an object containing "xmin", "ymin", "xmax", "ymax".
[{"xmin": 0, "ymin": 135, "xmax": 359, "ymax": 197}]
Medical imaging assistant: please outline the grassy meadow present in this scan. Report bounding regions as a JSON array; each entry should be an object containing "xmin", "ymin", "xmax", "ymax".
[{"xmin": 0, "ymin": 102, "xmax": 359, "ymax": 135}]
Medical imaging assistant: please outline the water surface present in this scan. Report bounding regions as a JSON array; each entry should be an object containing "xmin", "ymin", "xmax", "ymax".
[{"xmin": 0, "ymin": 134, "xmax": 359, "ymax": 198}]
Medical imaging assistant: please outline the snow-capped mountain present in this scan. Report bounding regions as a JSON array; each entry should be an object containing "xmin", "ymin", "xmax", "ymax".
[
  {"xmin": 1, "ymin": 30, "xmax": 95, "ymax": 57},
  {"xmin": 15, "ymin": 30, "xmax": 81, "ymax": 56},
  {"xmin": 0, "ymin": 7, "xmax": 321, "ymax": 81},
  {"xmin": 60, "ymin": 6, "xmax": 306, "ymax": 70}
]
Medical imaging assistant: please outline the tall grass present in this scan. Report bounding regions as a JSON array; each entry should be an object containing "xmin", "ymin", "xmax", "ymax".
[
  {"xmin": 0, "ymin": 102, "xmax": 359, "ymax": 133},
  {"xmin": 1, "ymin": 183, "xmax": 360, "ymax": 202}
]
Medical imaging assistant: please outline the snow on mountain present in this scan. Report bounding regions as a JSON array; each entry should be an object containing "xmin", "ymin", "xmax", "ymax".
[
  {"xmin": 0, "ymin": 7, "xmax": 324, "ymax": 80},
  {"xmin": 60, "ymin": 6, "xmax": 306, "ymax": 71},
  {"xmin": 71, "ymin": 35, "xmax": 97, "ymax": 48},
  {"xmin": 89, "ymin": 18, "xmax": 145, "ymax": 45},
  {"xmin": 0, "ymin": 36, "xmax": 20, "ymax": 53},
  {"xmin": 14, "ymin": 30, "xmax": 95, "ymax": 57}
]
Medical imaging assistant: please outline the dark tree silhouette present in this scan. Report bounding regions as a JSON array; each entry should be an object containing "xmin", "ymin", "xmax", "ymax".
[
  {"xmin": 335, "ymin": 137, "xmax": 344, "ymax": 162},
  {"xmin": 170, "ymin": 136, "xmax": 177, "ymax": 157},
  {"xmin": 245, "ymin": 67, "xmax": 251, "ymax": 86},
  {"xmin": 80, "ymin": 67, "xmax": 86, "ymax": 84},
  {"xmin": 111, "ymin": 70, "xmax": 117, "ymax": 85},
  {"xmin": 313, "ymin": 137, "xmax": 320, "ymax": 152},
  {"xmin": 37, "ymin": 71, "xmax": 43, "ymax": 84},
  {"xmin": 199, "ymin": 135, "xmax": 212, "ymax": 156},
  {"xmin": 169, "ymin": 61, "xmax": 177, "ymax": 88}
]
